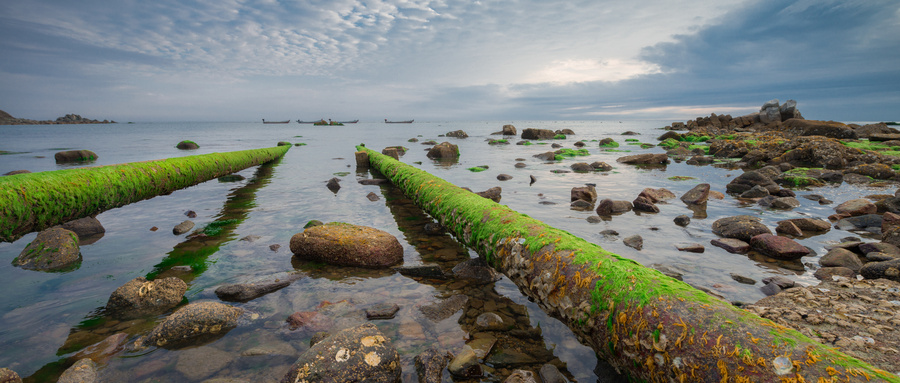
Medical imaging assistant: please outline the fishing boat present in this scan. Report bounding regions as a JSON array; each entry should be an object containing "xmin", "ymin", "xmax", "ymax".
[
  {"xmin": 384, "ymin": 119, "xmax": 414, "ymax": 123},
  {"xmin": 335, "ymin": 120, "xmax": 359, "ymax": 124},
  {"xmin": 297, "ymin": 120, "xmax": 320, "ymax": 124},
  {"xmin": 262, "ymin": 119, "xmax": 290, "ymax": 124}
]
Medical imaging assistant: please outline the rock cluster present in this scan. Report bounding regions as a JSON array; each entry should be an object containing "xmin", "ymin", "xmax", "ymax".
[{"xmin": 0, "ymin": 109, "xmax": 114, "ymax": 125}]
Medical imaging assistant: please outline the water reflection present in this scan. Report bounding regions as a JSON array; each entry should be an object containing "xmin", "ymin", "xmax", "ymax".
[{"xmin": 26, "ymin": 159, "xmax": 282, "ymax": 382}]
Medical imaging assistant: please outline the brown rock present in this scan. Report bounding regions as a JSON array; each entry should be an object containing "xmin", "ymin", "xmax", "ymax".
[
  {"xmin": 632, "ymin": 195, "xmax": 659, "ymax": 213},
  {"xmin": 639, "ymin": 188, "xmax": 676, "ymax": 202},
  {"xmin": 814, "ymin": 267, "xmax": 857, "ymax": 280},
  {"xmin": 143, "ymin": 301, "xmax": 242, "ymax": 348},
  {"xmin": 749, "ymin": 234, "xmax": 811, "ymax": 260},
  {"xmin": 819, "ymin": 248, "xmax": 864, "ymax": 272},
  {"xmin": 596, "ymin": 199, "xmax": 632, "ymax": 215},
  {"xmin": 426, "ymin": 142, "xmax": 459, "ymax": 159},
  {"xmin": 680, "ymin": 183, "xmax": 710, "ymax": 205},
  {"xmin": 778, "ymin": 218, "xmax": 831, "ymax": 234},
  {"xmin": 710, "ymin": 238, "xmax": 750, "ymax": 254},
  {"xmin": 835, "ymin": 198, "xmax": 877, "ymax": 216},
  {"xmin": 54, "ymin": 149, "xmax": 98, "ymax": 163},
  {"xmin": 290, "ymin": 223, "xmax": 403, "ymax": 268},
  {"xmin": 616, "ymin": 153, "xmax": 669, "ymax": 165},
  {"xmin": 711, "ymin": 215, "xmax": 772, "ymax": 241},
  {"xmin": 775, "ymin": 221, "xmax": 803, "ymax": 237},
  {"xmin": 106, "ymin": 277, "xmax": 188, "ymax": 318},
  {"xmin": 571, "ymin": 185, "xmax": 597, "ymax": 203}
]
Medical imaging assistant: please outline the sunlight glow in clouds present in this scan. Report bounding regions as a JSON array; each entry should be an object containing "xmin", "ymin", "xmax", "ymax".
[{"xmin": 525, "ymin": 58, "xmax": 662, "ymax": 85}]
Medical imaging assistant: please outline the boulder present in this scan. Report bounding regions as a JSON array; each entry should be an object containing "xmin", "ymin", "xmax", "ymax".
[
  {"xmin": 616, "ymin": 153, "xmax": 669, "ymax": 165},
  {"xmin": 172, "ymin": 220, "xmax": 194, "ymax": 235},
  {"xmin": 521, "ymin": 128, "xmax": 556, "ymax": 140},
  {"xmin": 596, "ymin": 199, "xmax": 632, "ymax": 215},
  {"xmin": 775, "ymin": 221, "xmax": 803, "ymax": 237},
  {"xmin": 680, "ymin": 183, "xmax": 710, "ymax": 205},
  {"xmin": 381, "ymin": 147, "xmax": 401, "ymax": 159},
  {"xmin": 726, "ymin": 170, "xmax": 779, "ymax": 195},
  {"xmin": 476, "ymin": 187, "xmax": 502, "ymax": 202},
  {"xmin": 57, "ymin": 359, "xmax": 98, "ymax": 383},
  {"xmin": 445, "ymin": 130, "xmax": 468, "ymax": 138},
  {"xmin": 571, "ymin": 185, "xmax": 597, "ymax": 203},
  {"xmin": 570, "ymin": 162, "xmax": 593, "ymax": 172},
  {"xmin": 3, "ymin": 170, "xmax": 30, "ymax": 176},
  {"xmin": 0, "ymin": 368, "xmax": 21, "ymax": 383},
  {"xmin": 835, "ymin": 198, "xmax": 877, "ymax": 217},
  {"xmin": 106, "ymin": 277, "xmax": 188, "ymax": 318},
  {"xmin": 749, "ymin": 234, "xmax": 810, "ymax": 260},
  {"xmin": 779, "ymin": 99, "xmax": 802, "ymax": 121},
  {"xmin": 452, "ymin": 258, "xmax": 501, "ymax": 284},
  {"xmin": 176, "ymin": 140, "xmax": 199, "ymax": 150},
  {"xmin": 426, "ymin": 142, "xmax": 459, "ymax": 159},
  {"xmin": 58, "ymin": 217, "xmax": 105, "ymax": 241},
  {"xmin": 533, "ymin": 151, "xmax": 556, "ymax": 161},
  {"xmin": 54, "ymin": 149, "xmax": 98, "ymax": 163},
  {"xmin": 859, "ymin": 242, "xmax": 900, "ymax": 256},
  {"xmin": 142, "ymin": 301, "xmax": 242, "ymax": 348},
  {"xmin": 556, "ymin": 128, "xmax": 575, "ymax": 135},
  {"xmin": 819, "ymin": 248, "xmax": 864, "ymax": 272},
  {"xmin": 501, "ymin": 124, "xmax": 517, "ymax": 135},
  {"xmin": 623, "ymin": 235, "xmax": 643, "ymax": 250},
  {"xmin": 783, "ymin": 119, "xmax": 857, "ymax": 139},
  {"xmin": 859, "ymin": 258, "xmax": 900, "ymax": 281},
  {"xmin": 777, "ymin": 218, "xmax": 831, "ymax": 234},
  {"xmin": 814, "ymin": 267, "xmax": 856, "ymax": 281},
  {"xmin": 591, "ymin": 161, "xmax": 613, "ymax": 171},
  {"xmin": 710, "ymin": 238, "xmax": 751, "ymax": 254},
  {"xmin": 13, "ymin": 227, "xmax": 81, "ymax": 271},
  {"xmin": 215, "ymin": 274, "xmax": 300, "ymax": 302},
  {"xmin": 711, "ymin": 215, "xmax": 772, "ymax": 241},
  {"xmin": 639, "ymin": 188, "xmax": 675, "ymax": 202},
  {"xmin": 632, "ymin": 195, "xmax": 659, "ymax": 213},
  {"xmin": 281, "ymin": 323, "xmax": 400, "ymax": 383},
  {"xmin": 291, "ymin": 223, "xmax": 403, "ymax": 268}
]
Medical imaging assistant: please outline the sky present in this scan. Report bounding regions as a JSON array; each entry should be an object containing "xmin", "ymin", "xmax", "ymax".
[{"xmin": 1, "ymin": 0, "xmax": 898, "ymax": 122}]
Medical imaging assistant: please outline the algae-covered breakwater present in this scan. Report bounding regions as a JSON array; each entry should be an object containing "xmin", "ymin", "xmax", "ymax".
[
  {"xmin": 0, "ymin": 145, "xmax": 290, "ymax": 242},
  {"xmin": 358, "ymin": 146, "xmax": 898, "ymax": 382}
]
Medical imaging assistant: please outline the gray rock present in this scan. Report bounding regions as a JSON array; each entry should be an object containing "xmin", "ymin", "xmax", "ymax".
[
  {"xmin": 860, "ymin": 258, "xmax": 900, "ymax": 282},
  {"xmin": 680, "ymin": 183, "xmax": 710, "ymax": 205},
  {"xmin": 13, "ymin": 227, "xmax": 81, "ymax": 271},
  {"xmin": 173, "ymin": 220, "xmax": 194, "ymax": 235},
  {"xmin": 57, "ymin": 358, "xmax": 98, "ymax": 383},
  {"xmin": 415, "ymin": 348, "xmax": 451, "ymax": 383},
  {"xmin": 675, "ymin": 243, "xmax": 704, "ymax": 253},
  {"xmin": 674, "ymin": 215, "xmax": 691, "ymax": 227},
  {"xmin": 106, "ymin": 277, "xmax": 188, "ymax": 318},
  {"xmin": 710, "ymin": 238, "xmax": 750, "ymax": 254},
  {"xmin": 281, "ymin": 323, "xmax": 401, "ymax": 383},
  {"xmin": 54, "ymin": 149, "xmax": 98, "ymax": 163},
  {"xmin": 836, "ymin": 214, "xmax": 882, "ymax": 232},
  {"xmin": 623, "ymin": 235, "xmax": 643, "ymax": 250},
  {"xmin": 711, "ymin": 215, "xmax": 772, "ymax": 241},
  {"xmin": 596, "ymin": 199, "xmax": 632, "ymax": 215},
  {"xmin": 770, "ymin": 197, "xmax": 801, "ymax": 209},
  {"xmin": 420, "ymin": 295, "xmax": 468, "ymax": 322},
  {"xmin": 814, "ymin": 267, "xmax": 856, "ymax": 281},
  {"xmin": 215, "ymin": 274, "xmax": 299, "ymax": 302},
  {"xmin": 452, "ymin": 258, "xmax": 501, "ymax": 284},
  {"xmin": 740, "ymin": 185, "xmax": 770, "ymax": 199},
  {"xmin": 366, "ymin": 303, "xmax": 400, "ymax": 320},
  {"xmin": 326, "ymin": 177, "xmax": 341, "ymax": 192},
  {"xmin": 58, "ymin": 217, "xmax": 105, "ymax": 242},
  {"xmin": 143, "ymin": 301, "xmax": 242, "ymax": 348},
  {"xmin": 819, "ymin": 248, "xmax": 864, "ymax": 272},
  {"xmin": 497, "ymin": 174, "xmax": 513, "ymax": 181}
]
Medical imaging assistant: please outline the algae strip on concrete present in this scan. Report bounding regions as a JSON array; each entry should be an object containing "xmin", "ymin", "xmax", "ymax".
[
  {"xmin": 357, "ymin": 145, "xmax": 899, "ymax": 383},
  {"xmin": 0, "ymin": 145, "xmax": 290, "ymax": 242}
]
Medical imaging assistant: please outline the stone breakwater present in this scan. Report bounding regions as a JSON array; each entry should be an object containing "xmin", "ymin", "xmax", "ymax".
[{"xmin": 0, "ymin": 109, "xmax": 115, "ymax": 125}]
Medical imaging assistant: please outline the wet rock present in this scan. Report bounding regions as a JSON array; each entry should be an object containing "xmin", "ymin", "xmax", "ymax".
[
  {"xmin": 501, "ymin": 124, "xmax": 517, "ymax": 135},
  {"xmin": 762, "ymin": 276, "xmax": 795, "ymax": 289},
  {"xmin": 711, "ymin": 215, "xmax": 772, "ymax": 241},
  {"xmin": 415, "ymin": 348, "xmax": 451, "ymax": 383},
  {"xmin": 749, "ymin": 234, "xmax": 811, "ymax": 260},
  {"xmin": 0, "ymin": 368, "xmax": 21, "ymax": 383},
  {"xmin": 675, "ymin": 243, "xmax": 704, "ymax": 253},
  {"xmin": 835, "ymin": 214, "xmax": 882, "ymax": 232},
  {"xmin": 571, "ymin": 185, "xmax": 597, "ymax": 203},
  {"xmin": 835, "ymin": 198, "xmax": 877, "ymax": 217},
  {"xmin": 591, "ymin": 161, "xmax": 613, "ymax": 171},
  {"xmin": 616, "ymin": 153, "xmax": 669, "ymax": 165},
  {"xmin": 142, "ymin": 301, "xmax": 243, "ymax": 348},
  {"xmin": 395, "ymin": 265, "xmax": 449, "ymax": 279},
  {"xmin": 426, "ymin": 142, "xmax": 459, "ymax": 159},
  {"xmin": 475, "ymin": 186, "xmax": 502, "ymax": 203},
  {"xmin": 623, "ymin": 235, "xmax": 643, "ymax": 250},
  {"xmin": 326, "ymin": 177, "xmax": 342, "ymax": 192},
  {"xmin": 290, "ymin": 223, "xmax": 403, "ymax": 268},
  {"xmin": 54, "ymin": 149, "xmax": 98, "ymax": 163},
  {"xmin": 784, "ymin": 118, "xmax": 857, "ymax": 139},
  {"xmin": 497, "ymin": 174, "xmax": 513, "ymax": 181},
  {"xmin": 452, "ymin": 258, "xmax": 501, "ymax": 284},
  {"xmin": 366, "ymin": 192, "xmax": 379, "ymax": 201},
  {"xmin": 770, "ymin": 197, "xmax": 801, "ymax": 209},
  {"xmin": 673, "ymin": 215, "xmax": 691, "ymax": 226},
  {"xmin": 529, "ymin": 175, "xmax": 537, "ymax": 185},
  {"xmin": 778, "ymin": 218, "xmax": 831, "ymax": 234},
  {"xmin": 280, "ymin": 323, "xmax": 400, "ymax": 383},
  {"xmin": 215, "ymin": 274, "xmax": 300, "ymax": 302},
  {"xmin": 287, "ymin": 311, "xmax": 333, "ymax": 332},
  {"xmin": 730, "ymin": 273, "xmax": 756, "ymax": 285},
  {"xmin": 71, "ymin": 332, "xmax": 127, "ymax": 365},
  {"xmin": 420, "ymin": 295, "xmax": 468, "ymax": 322},
  {"xmin": 556, "ymin": 128, "xmax": 575, "ymax": 135},
  {"xmin": 58, "ymin": 358, "xmax": 98, "ymax": 383},
  {"xmin": 740, "ymin": 185, "xmax": 770, "ymax": 198},
  {"xmin": 366, "ymin": 303, "xmax": 400, "ymax": 320},
  {"xmin": 521, "ymin": 128, "xmax": 556, "ymax": 140},
  {"xmin": 505, "ymin": 369, "xmax": 538, "ymax": 383},
  {"xmin": 570, "ymin": 200, "xmax": 593, "ymax": 211},
  {"xmin": 884, "ymin": 211, "xmax": 900, "ymax": 232},
  {"xmin": 304, "ymin": 220, "xmax": 323, "ymax": 228},
  {"xmin": 448, "ymin": 346, "xmax": 482, "ymax": 379},
  {"xmin": 595, "ymin": 199, "xmax": 633, "ymax": 215},
  {"xmin": 106, "ymin": 277, "xmax": 187, "ymax": 318},
  {"xmin": 533, "ymin": 151, "xmax": 556, "ymax": 161},
  {"xmin": 3, "ymin": 170, "xmax": 30, "ymax": 176},
  {"xmin": 819, "ymin": 248, "xmax": 864, "ymax": 272},
  {"xmin": 175, "ymin": 346, "xmax": 234, "ymax": 381},
  {"xmin": 539, "ymin": 364, "xmax": 569, "ymax": 383},
  {"xmin": 358, "ymin": 179, "xmax": 389, "ymax": 185},
  {"xmin": 355, "ymin": 150, "xmax": 370, "ymax": 167},
  {"xmin": 860, "ymin": 258, "xmax": 900, "ymax": 282},
  {"xmin": 570, "ymin": 162, "xmax": 593, "ymax": 172},
  {"xmin": 775, "ymin": 220, "xmax": 803, "ymax": 236},
  {"xmin": 173, "ymin": 220, "xmax": 194, "ymax": 235},
  {"xmin": 866, "ymin": 252, "xmax": 900, "ymax": 262},
  {"xmin": 726, "ymin": 170, "xmax": 779, "ymax": 195},
  {"xmin": 475, "ymin": 312, "xmax": 506, "ymax": 331},
  {"xmin": 710, "ymin": 238, "xmax": 750, "ymax": 254},
  {"xmin": 639, "ymin": 188, "xmax": 675, "ymax": 202},
  {"xmin": 514, "ymin": 162, "xmax": 526, "ymax": 168},
  {"xmin": 814, "ymin": 267, "xmax": 856, "ymax": 280},
  {"xmin": 680, "ymin": 183, "xmax": 710, "ymax": 205},
  {"xmin": 58, "ymin": 217, "xmax": 105, "ymax": 242},
  {"xmin": 632, "ymin": 195, "xmax": 659, "ymax": 213},
  {"xmin": 859, "ymin": 242, "xmax": 900, "ymax": 256},
  {"xmin": 13, "ymin": 227, "xmax": 81, "ymax": 271}
]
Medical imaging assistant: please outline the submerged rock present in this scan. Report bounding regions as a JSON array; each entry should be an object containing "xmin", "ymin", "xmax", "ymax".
[
  {"xmin": 280, "ymin": 323, "xmax": 400, "ymax": 383},
  {"xmin": 290, "ymin": 223, "xmax": 403, "ymax": 268},
  {"xmin": 415, "ymin": 348, "xmax": 451, "ymax": 383},
  {"xmin": 215, "ymin": 274, "xmax": 300, "ymax": 302},
  {"xmin": 57, "ymin": 359, "xmax": 98, "ymax": 383},
  {"xmin": 142, "ymin": 301, "xmax": 242, "ymax": 348},
  {"xmin": 54, "ymin": 149, "xmax": 98, "ymax": 163},
  {"xmin": 426, "ymin": 142, "xmax": 459, "ymax": 159},
  {"xmin": 13, "ymin": 227, "xmax": 81, "ymax": 271},
  {"xmin": 106, "ymin": 277, "xmax": 188, "ymax": 318}
]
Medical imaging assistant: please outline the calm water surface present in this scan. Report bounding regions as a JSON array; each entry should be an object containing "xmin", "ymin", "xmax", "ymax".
[{"xmin": 0, "ymin": 121, "xmax": 887, "ymax": 381}]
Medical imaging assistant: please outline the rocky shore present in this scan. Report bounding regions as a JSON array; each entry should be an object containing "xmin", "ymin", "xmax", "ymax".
[{"xmin": 0, "ymin": 109, "xmax": 115, "ymax": 125}]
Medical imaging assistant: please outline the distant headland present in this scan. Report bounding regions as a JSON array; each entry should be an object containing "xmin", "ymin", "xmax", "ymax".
[{"xmin": 0, "ymin": 109, "xmax": 116, "ymax": 125}]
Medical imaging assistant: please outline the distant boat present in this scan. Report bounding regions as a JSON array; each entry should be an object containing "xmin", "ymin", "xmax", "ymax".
[
  {"xmin": 297, "ymin": 120, "xmax": 320, "ymax": 124},
  {"xmin": 335, "ymin": 120, "xmax": 359, "ymax": 124},
  {"xmin": 385, "ymin": 119, "xmax": 414, "ymax": 123},
  {"xmin": 262, "ymin": 119, "xmax": 290, "ymax": 124}
]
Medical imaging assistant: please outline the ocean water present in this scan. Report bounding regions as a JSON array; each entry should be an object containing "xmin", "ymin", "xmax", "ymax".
[{"xmin": 0, "ymin": 121, "xmax": 886, "ymax": 381}]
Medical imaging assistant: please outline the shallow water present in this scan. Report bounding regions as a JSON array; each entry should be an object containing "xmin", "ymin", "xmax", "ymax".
[{"xmin": 0, "ymin": 121, "xmax": 890, "ymax": 381}]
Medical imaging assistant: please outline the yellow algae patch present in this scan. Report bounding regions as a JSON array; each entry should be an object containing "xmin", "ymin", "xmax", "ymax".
[
  {"xmin": 361, "ymin": 335, "xmax": 385, "ymax": 347},
  {"xmin": 365, "ymin": 351, "xmax": 382, "ymax": 366}
]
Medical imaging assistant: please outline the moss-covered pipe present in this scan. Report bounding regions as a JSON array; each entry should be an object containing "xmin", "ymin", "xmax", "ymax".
[
  {"xmin": 0, "ymin": 146, "xmax": 290, "ymax": 243},
  {"xmin": 357, "ymin": 145, "xmax": 897, "ymax": 383}
]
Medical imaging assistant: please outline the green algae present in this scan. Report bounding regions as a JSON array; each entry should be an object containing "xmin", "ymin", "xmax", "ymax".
[
  {"xmin": 467, "ymin": 166, "xmax": 488, "ymax": 172},
  {"xmin": 0, "ymin": 145, "xmax": 289, "ymax": 242},
  {"xmin": 668, "ymin": 176, "xmax": 696, "ymax": 181},
  {"xmin": 599, "ymin": 140, "xmax": 620, "ymax": 148},
  {"xmin": 657, "ymin": 138, "xmax": 679, "ymax": 149},
  {"xmin": 553, "ymin": 148, "xmax": 590, "ymax": 161},
  {"xmin": 553, "ymin": 134, "xmax": 566, "ymax": 139}
]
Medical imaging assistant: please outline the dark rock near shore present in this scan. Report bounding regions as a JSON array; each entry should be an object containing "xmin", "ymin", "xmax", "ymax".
[
  {"xmin": 366, "ymin": 303, "xmax": 400, "ymax": 320},
  {"xmin": 452, "ymin": 258, "xmax": 501, "ymax": 284},
  {"xmin": 521, "ymin": 128, "xmax": 556, "ymax": 140},
  {"xmin": 591, "ymin": 161, "xmax": 613, "ymax": 171},
  {"xmin": 281, "ymin": 323, "xmax": 400, "ymax": 383},
  {"xmin": 819, "ymin": 248, "xmax": 864, "ymax": 272},
  {"xmin": 215, "ymin": 274, "xmax": 300, "ymax": 302},
  {"xmin": 395, "ymin": 265, "xmax": 449, "ymax": 279},
  {"xmin": 0, "ymin": 110, "xmax": 115, "ymax": 125},
  {"xmin": 835, "ymin": 198, "xmax": 877, "ymax": 217},
  {"xmin": 814, "ymin": 267, "xmax": 857, "ymax": 280},
  {"xmin": 726, "ymin": 170, "xmax": 779, "ymax": 195},
  {"xmin": 143, "ymin": 301, "xmax": 242, "ymax": 348},
  {"xmin": 570, "ymin": 185, "xmax": 597, "ymax": 203},
  {"xmin": 711, "ymin": 215, "xmax": 772, "ymax": 241},
  {"xmin": 501, "ymin": 124, "xmax": 517, "ymax": 135},
  {"xmin": 623, "ymin": 235, "xmax": 643, "ymax": 250},
  {"xmin": 860, "ymin": 258, "xmax": 900, "ymax": 281},
  {"xmin": 596, "ymin": 199, "xmax": 632, "ymax": 215},
  {"xmin": 3, "ymin": 170, "xmax": 30, "ymax": 176},
  {"xmin": 426, "ymin": 141, "xmax": 459, "ymax": 159},
  {"xmin": 749, "ymin": 233, "xmax": 810, "ymax": 260},
  {"xmin": 106, "ymin": 276, "xmax": 188, "ymax": 318},
  {"xmin": 54, "ymin": 150, "xmax": 98, "ymax": 163},
  {"xmin": 176, "ymin": 140, "xmax": 199, "ymax": 150},
  {"xmin": 445, "ymin": 130, "xmax": 468, "ymax": 138},
  {"xmin": 476, "ymin": 186, "xmax": 502, "ymax": 202},
  {"xmin": 290, "ymin": 223, "xmax": 403, "ymax": 268},
  {"xmin": 326, "ymin": 177, "xmax": 341, "ymax": 192},
  {"xmin": 632, "ymin": 195, "xmax": 659, "ymax": 213},
  {"xmin": 415, "ymin": 348, "xmax": 451, "ymax": 383},
  {"xmin": 173, "ymin": 220, "xmax": 194, "ymax": 235},
  {"xmin": 13, "ymin": 227, "xmax": 81, "ymax": 271},
  {"xmin": 674, "ymin": 215, "xmax": 691, "ymax": 226},
  {"xmin": 680, "ymin": 183, "xmax": 710, "ymax": 205},
  {"xmin": 783, "ymin": 119, "xmax": 858, "ymax": 139},
  {"xmin": 57, "ymin": 216, "xmax": 105, "ymax": 243},
  {"xmin": 616, "ymin": 153, "xmax": 669, "ymax": 165},
  {"xmin": 710, "ymin": 238, "xmax": 750, "ymax": 254}
]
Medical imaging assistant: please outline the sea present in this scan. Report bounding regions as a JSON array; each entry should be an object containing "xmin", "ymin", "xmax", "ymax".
[{"xmin": 0, "ymin": 120, "xmax": 886, "ymax": 382}]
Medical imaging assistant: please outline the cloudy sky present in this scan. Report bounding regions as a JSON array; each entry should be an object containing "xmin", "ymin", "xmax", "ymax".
[{"xmin": 1, "ymin": 0, "xmax": 898, "ymax": 122}]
